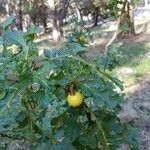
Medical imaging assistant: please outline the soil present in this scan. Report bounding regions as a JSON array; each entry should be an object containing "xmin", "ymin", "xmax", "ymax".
[{"xmin": 125, "ymin": 74, "xmax": 150, "ymax": 150}]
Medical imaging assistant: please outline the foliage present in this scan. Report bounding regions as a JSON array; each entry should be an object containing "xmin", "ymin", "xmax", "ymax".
[
  {"xmin": 100, "ymin": 43, "xmax": 124, "ymax": 71},
  {"xmin": 0, "ymin": 17, "xmax": 139, "ymax": 149},
  {"xmin": 106, "ymin": 0, "xmax": 124, "ymax": 17},
  {"xmin": 112, "ymin": 42, "xmax": 150, "ymax": 87},
  {"xmin": 67, "ymin": 18, "xmax": 93, "ymax": 46}
]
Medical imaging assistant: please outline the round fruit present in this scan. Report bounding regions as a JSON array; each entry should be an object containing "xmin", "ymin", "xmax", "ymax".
[
  {"xmin": 77, "ymin": 36, "xmax": 85, "ymax": 44},
  {"xmin": 67, "ymin": 92, "xmax": 83, "ymax": 107}
]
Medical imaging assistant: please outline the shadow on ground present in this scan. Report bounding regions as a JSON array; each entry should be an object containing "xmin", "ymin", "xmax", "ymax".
[{"xmin": 126, "ymin": 75, "xmax": 150, "ymax": 150}]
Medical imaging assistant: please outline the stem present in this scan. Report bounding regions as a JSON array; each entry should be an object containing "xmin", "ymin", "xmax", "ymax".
[
  {"xmin": 27, "ymin": 111, "xmax": 35, "ymax": 142},
  {"xmin": 83, "ymin": 104, "xmax": 110, "ymax": 150},
  {"xmin": 30, "ymin": 118, "xmax": 35, "ymax": 141},
  {"xmin": 69, "ymin": 84, "xmax": 76, "ymax": 95}
]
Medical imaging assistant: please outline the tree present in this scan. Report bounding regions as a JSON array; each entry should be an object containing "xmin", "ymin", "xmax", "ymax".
[
  {"xmin": 16, "ymin": 0, "xmax": 23, "ymax": 30},
  {"xmin": 4, "ymin": 0, "xmax": 14, "ymax": 16},
  {"xmin": 23, "ymin": 0, "xmax": 38, "ymax": 25},
  {"xmin": 0, "ymin": 0, "xmax": 23, "ymax": 30},
  {"xmin": 92, "ymin": 0, "xmax": 106, "ymax": 26},
  {"xmin": 47, "ymin": 0, "xmax": 63, "ymax": 41},
  {"xmin": 59, "ymin": 0, "xmax": 70, "ymax": 26},
  {"xmin": 105, "ymin": 0, "xmax": 135, "ymax": 51},
  {"xmin": 38, "ymin": 2, "xmax": 49, "ymax": 33},
  {"xmin": 117, "ymin": 0, "xmax": 135, "ymax": 37},
  {"xmin": 145, "ymin": 0, "xmax": 149, "ymax": 6}
]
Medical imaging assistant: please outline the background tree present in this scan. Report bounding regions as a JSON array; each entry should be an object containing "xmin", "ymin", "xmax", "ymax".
[
  {"xmin": 117, "ymin": 0, "xmax": 135, "ymax": 37},
  {"xmin": 23, "ymin": 0, "xmax": 38, "ymax": 25},
  {"xmin": 59, "ymin": 0, "xmax": 70, "ymax": 26},
  {"xmin": 0, "ymin": 0, "xmax": 140, "ymax": 40},
  {"xmin": 16, "ymin": 0, "xmax": 23, "ymax": 30},
  {"xmin": 47, "ymin": 0, "xmax": 63, "ymax": 41}
]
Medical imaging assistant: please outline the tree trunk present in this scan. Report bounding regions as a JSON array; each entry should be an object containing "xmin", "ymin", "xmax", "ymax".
[
  {"xmin": 75, "ymin": 3, "xmax": 83, "ymax": 21},
  {"xmin": 16, "ymin": 0, "xmax": 23, "ymax": 30},
  {"xmin": 24, "ymin": 15, "xmax": 31, "ymax": 31},
  {"xmin": 5, "ymin": 0, "xmax": 10, "ymax": 16},
  {"xmin": 93, "ymin": 7, "xmax": 99, "ymax": 27},
  {"xmin": 117, "ymin": 0, "xmax": 135, "ymax": 38},
  {"xmin": 76, "ymin": 8, "xmax": 81, "ymax": 21},
  {"xmin": 31, "ymin": 15, "xmax": 37, "ymax": 25},
  {"xmin": 128, "ymin": 1, "xmax": 135, "ymax": 35},
  {"xmin": 59, "ymin": 0, "xmax": 70, "ymax": 26},
  {"xmin": 5, "ymin": 0, "xmax": 13, "ymax": 16},
  {"xmin": 47, "ymin": 0, "xmax": 62, "ymax": 41},
  {"xmin": 43, "ymin": 20, "xmax": 47, "ymax": 34},
  {"xmin": 105, "ymin": 0, "xmax": 135, "ymax": 52},
  {"xmin": 145, "ymin": 0, "xmax": 149, "ymax": 6},
  {"xmin": 39, "ymin": 5, "xmax": 47, "ymax": 34}
]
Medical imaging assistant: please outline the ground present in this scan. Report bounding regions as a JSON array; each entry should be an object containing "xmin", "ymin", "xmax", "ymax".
[{"xmin": 127, "ymin": 75, "xmax": 150, "ymax": 150}]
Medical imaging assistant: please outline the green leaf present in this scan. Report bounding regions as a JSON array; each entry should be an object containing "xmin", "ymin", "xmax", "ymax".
[
  {"xmin": 0, "ymin": 38, "xmax": 3, "ymax": 44},
  {"xmin": 27, "ymin": 25, "xmax": 42, "ymax": 34},
  {"xmin": 0, "ymin": 63, "xmax": 5, "ymax": 71},
  {"xmin": 30, "ymin": 141, "xmax": 53, "ymax": 150},
  {"xmin": 125, "ymin": 127, "xmax": 139, "ymax": 149},
  {"xmin": 1, "ymin": 16, "xmax": 15, "ymax": 29},
  {"xmin": 63, "ymin": 108, "xmax": 83, "ymax": 139},
  {"xmin": 0, "ymin": 95, "xmax": 23, "ymax": 133},
  {"xmin": 3, "ymin": 31, "xmax": 28, "ymax": 53},
  {"xmin": 55, "ymin": 139, "xmax": 75, "ymax": 150},
  {"xmin": 79, "ymin": 133, "xmax": 97, "ymax": 149},
  {"xmin": 0, "ymin": 89, "xmax": 6, "ymax": 100}
]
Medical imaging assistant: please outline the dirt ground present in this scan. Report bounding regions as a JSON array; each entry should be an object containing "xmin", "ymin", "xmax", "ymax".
[{"xmin": 124, "ymin": 74, "xmax": 150, "ymax": 150}]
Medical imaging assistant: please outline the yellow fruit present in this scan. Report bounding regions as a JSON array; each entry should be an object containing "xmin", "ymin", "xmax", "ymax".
[
  {"xmin": 79, "ymin": 36, "xmax": 84, "ymax": 41},
  {"xmin": 67, "ymin": 92, "xmax": 83, "ymax": 107},
  {"xmin": 76, "ymin": 36, "xmax": 85, "ymax": 44}
]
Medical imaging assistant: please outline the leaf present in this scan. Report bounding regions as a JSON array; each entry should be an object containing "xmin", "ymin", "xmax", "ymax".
[
  {"xmin": 3, "ymin": 31, "xmax": 28, "ymax": 53},
  {"xmin": 37, "ymin": 100, "xmax": 67, "ymax": 133},
  {"xmin": 63, "ymin": 108, "xmax": 83, "ymax": 139},
  {"xmin": 6, "ymin": 70, "xmax": 19, "ymax": 82},
  {"xmin": 30, "ymin": 141, "xmax": 53, "ymax": 150},
  {"xmin": 80, "ymin": 82, "xmax": 121, "ymax": 109},
  {"xmin": 79, "ymin": 133, "xmax": 97, "ymax": 149},
  {"xmin": 0, "ymin": 63, "xmax": 4, "ymax": 71},
  {"xmin": 27, "ymin": 25, "xmax": 42, "ymax": 34},
  {"xmin": 64, "ymin": 122, "xmax": 81, "ymax": 139},
  {"xmin": 125, "ymin": 127, "xmax": 139, "ymax": 149},
  {"xmin": 44, "ymin": 49, "xmax": 65, "ymax": 59},
  {"xmin": 55, "ymin": 139, "xmax": 75, "ymax": 150},
  {"xmin": 0, "ymin": 38, "xmax": 3, "ymax": 45},
  {"xmin": 1, "ymin": 16, "xmax": 15, "ymax": 29},
  {"xmin": 0, "ymin": 95, "xmax": 23, "ymax": 133},
  {"xmin": 0, "ymin": 89, "xmax": 6, "ymax": 100},
  {"xmin": 15, "ymin": 110, "xmax": 26, "ymax": 123}
]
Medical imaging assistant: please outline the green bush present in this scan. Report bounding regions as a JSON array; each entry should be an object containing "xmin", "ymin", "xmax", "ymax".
[{"xmin": 0, "ymin": 17, "xmax": 138, "ymax": 150}]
